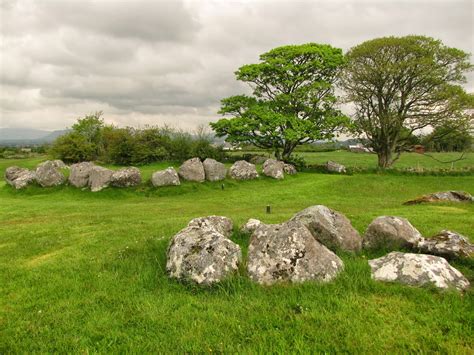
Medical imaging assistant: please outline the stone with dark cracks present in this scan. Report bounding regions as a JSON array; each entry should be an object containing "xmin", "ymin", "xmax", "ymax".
[
  {"xmin": 35, "ymin": 160, "xmax": 66, "ymax": 187},
  {"xmin": 5, "ymin": 166, "xmax": 36, "ymax": 189},
  {"xmin": 417, "ymin": 230, "xmax": 474, "ymax": 259},
  {"xmin": 69, "ymin": 162, "xmax": 95, "ymax": 188}
]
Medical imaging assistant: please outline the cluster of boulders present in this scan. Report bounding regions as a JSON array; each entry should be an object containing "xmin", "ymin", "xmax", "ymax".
[
  {"xmin": 5, "ymin": 160, "xmax": 68, "ymax": 189},
  {"xmin": 404, "ymin": 190, "xmax": 474, "ymax": 205},
  {"xmin": 166, "ymin": 206, "xmax": 472, "ymax": 291}
]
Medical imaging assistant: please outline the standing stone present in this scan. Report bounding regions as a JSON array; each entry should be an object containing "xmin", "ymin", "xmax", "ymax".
[
  {"xmin": 35, "ymin": 161, "xmax": 65, "ymax": 187},
  {"xmin": 151, "ymin": 167, "xmax": 180, "ymax": 187},
  {"xmin": 247, "ymin": 221, "xmax": 344, "ymax": 285},
  {"xmin": 240, "ymin": 218, "xmax": 263, "ymax": 234},
  {"xmin": 187, "ymin": 215, "xmax": 234, "ymax": 237},
  {"xmin": 404, "ymin": 191, "xmax": 473, "ymax": 205},
  {"xmin": 203, "ymin": 158, "xmax": 227, "ymax": 181},
  {"xmin": 283, "ymin": 163, "xmax": 297, "ymax": 175},
  {"xmin": 290, "ymin": 205, "xmax": 362, "ymax": 252},
  {"xmin": 262, "ymin": 159, "xmax": 285, "ymax": 179},
  {"xmin": 178, "ymin": 158, "xmax": 205, "ymax": 182},
  {"xmin": 69, "ymin": 162, "xmax": 95, "ymax": 188},
  {"xmin": 5, "ymin": 166, "xmax": 36, "ymax": 189},
  {"xmin": 229, "ymin": 160, "xmax": 259, "ymax": 180},
  {"xmin": 88, "ymin": 166, "xmax": 113, "ymax": 192},
  {"xmin": 166, "ymin": 226, "xmax": 242, "ymax": 285},
  {"xmin": 363, "ymin": 216, "xmax": 423, "ymax": 251},
  {"xmin": 326, "ymin": 161, "xmax": 346, "ymax": 173},
  {"xmin": 369, "ymin": 252, "xmax": 470, "ymax": 291},
  {"xmin": 417, "ymin": 230, "xmax": 474, "ymax": 259},
  {"xmin": 110, "ymin": 167, "xmax": 141, "ymax": 187}
]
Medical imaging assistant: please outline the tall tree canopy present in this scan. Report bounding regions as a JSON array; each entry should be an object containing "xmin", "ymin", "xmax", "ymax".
[
  {"xmin": 339, "ymin": 35, "xmax": 473, "ymax": 168},
  {"xmin": 210, "ymin": 43, "xmax": 348, "ymax": 160}
]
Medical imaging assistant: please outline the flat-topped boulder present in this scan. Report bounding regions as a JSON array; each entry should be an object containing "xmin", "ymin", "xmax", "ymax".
[
  {"xmin": 88, "ymin": 166, "xmax": 113, "ymax": 192},
  {"xmin": 229, "ymin": 160, "xmax": 259, "ymax": 180},
  {"xmin": 203, "ymin": 158, "xmax": 227, "ymax": 181},
  {"xmin": 262, "ymin": 159, "xmax": 285, "ymax": 179},
  {"xmin": 151, "ymin": 167, "xmax": 180, "ymax": 187},
  {"xmin": 290, "ymin": 205, "xmax": 362, "ymax": 252},
  {"xmin": 404, "ymin": 191, "xmax": 473, "ymax": 205},
  {"xmin": 111, "ymin": 167, "xmax": 141, "ymax": 187},
  {"xmin": 247, "ymin": 221, "xmax": 344, "ymax": 285},
  {"xmin": 35, "ymin": 160, "xmax": 66, "ymax": 187},
  {"xmin": 166, "ymin": 225, "xmax": 242, "ymax": 285},
  {"xmin": 363, "ymin": 216, "xmax": 423, "ymax": 251},
  {"xmin": 69, "ymin": 162, "xmax": 95, "ymax": 188},
  {"xmin": 178, "ymin": 158, "xmax": 205, "ymax": 182},
  {"xmin": 418, "ymin": 230, "xmax": 474, "ymax": 259},
  {"xmin": 369, "ymin": 252, "xmax": 469, "ymax": 291},
  {"xmin": 187, "ymin": 215, "xmax": 233, "ymax": 237},
  {"xmin": 326, "ymin": 160, "xmax": 346, "ymax": 173},
  {"xmin": 5, "ymin": 166, "xmax": 36, "ymax": 189}
]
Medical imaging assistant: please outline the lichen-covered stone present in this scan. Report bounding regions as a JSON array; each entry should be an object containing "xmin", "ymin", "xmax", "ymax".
[
  {"xmin": 262, "ymin": 159, "xmax": 285, "ymax": 179},
  {"xmin": 178, "ymin": 158, "xmax": 205, "ymax": 182},
  {"xmin": 88, "ymin": 166, "xmax": 113, "ymax": 192},
  {"xmin": 240, "ymin": 218, "xmax": 263, "ymax": 234},
  {"xmin": 418, "ymin": 230, "xmax": 474, "ymax": 259},
  {"xmin": 151, "ymin": 167, "xmax": 180, "ymax": 187},
  {"xmin": 166, "ymin": 226, "xmax": 242, "ymax": 285},
  {"xmin": 5, "ymin": 166, "xmax": 36, "ymax": 189},
  {"xmin": 404, "ymin": 191, "xmax": 473, "ymax": 205},
  {"xmin": 326, "ymin": 160, "xmax": 346, "ymax": 173},
  {"xmin": 247, "ymin": 221, "xmax": 344, "ymax": 285},
  {"xmin": 369, "ymin": 252, "xmax": 470, "ymax": 291},
  {"xmin": 290, "ymin": 205, "xmax": 362, "ymax": 252},
  {"xmin": 363, "ymin": 216, "xmax": 423, "ymax": 251},
  {"xmin": 110, "ymin": 167, "xmax": 141, "ymax": 187},
  {"xmin": 69, "ymin": 162, "xmax": 95, "ymax": 188},
  {"xmin": 35, "ymin": 160, "xmax": 65, "ymax": 187},
  {"xmin": 203, "ymin": 158, "xmax": 227, "ymax": 181},
  {"xmin": 187, "ymin": 215, "xmax": 233, "ymax": 238},
  {"xmin": 229, "ymin": 160, "xmax": 259, "ymax": 180},
  {"xmin": 283, "ymin": 163, "xmax": 297, "ymax": 175}
]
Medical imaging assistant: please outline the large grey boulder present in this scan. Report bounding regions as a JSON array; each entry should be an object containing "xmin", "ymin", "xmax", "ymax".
[
  {"xmin": 326, "ymin": 161, "xmax": 346, "ymax": 173},
  {"xmin": 88, "ymin": 166, "xmax": 113, "ymax": 192},
  {"xmin": 35, "ymin": 161, "xmax": 66, "ymax": 187},
  {"xmin": 290, "ymin": 205, "xmax": 362, "ymax": 252},
  {"xmin": 151, "ymin": 167, "xmax": 180, "ymax": 187},
  {"xmin": 247, "ymin": 221, "xmax": 344, "ymax": 285},
  {"xmin": 166, "ymin": 226, "xmax": 242, "ymax": 285},
  {"xmin": 369, "ymin": 252, "xmax": 470, "ymax": 291},
  {"xmin": 187, "ymin": 215, "xmax": 233, "ymax": 237},
  {"xmin": 110, "ymin": 167, "xmax": 141, "ymax": 187},
  {"xmin": 262, "ymin": 159, "xmax": 285, "ymax": 180},
  {"xmin": 178, "ymin": 158, "xmax": 205, "ymax": 182},
  {"xmin": 69, "ymin": 162, "xmax": 95, "ymax": 188},
  {"xmin": 5, "ymin": 166, "xmax": 36, "ymax": 189},
  {"xmin": 363, "ymin": 216, "xmax": 423, "ymax": 251},
  {"xmin": 203, "ymin": 158, "xmax": 227, "ymax": 181},
  {"xmin": 418, "ymin": 230, "xmax": 474, "ymax": 259},
  {"xmin": 229, "ymin": 160, "xmax": 259, "ymax": 180},
  {"xmin": 283, "ymin": 163, "xmax": 297, "ymax": 175},
  {"xmin": 404, "ymin": 191, "xmax": 473, "ymax": 205},
  {"xmin": 240, "ymin": 218, "xmax": 263, "ymax": 234}
]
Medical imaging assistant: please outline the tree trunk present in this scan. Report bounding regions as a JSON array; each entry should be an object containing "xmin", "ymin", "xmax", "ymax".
[{"xmin": 377, "ymin": 149, "xmax": 393, "ymax": 168}]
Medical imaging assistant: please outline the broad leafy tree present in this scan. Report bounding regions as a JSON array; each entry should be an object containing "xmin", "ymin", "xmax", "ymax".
[
  {"xmin": 210, "ymin": 43, "xmax": 349, "ymax": 160},
  {"xmin": 339, "ymin": 35, "xmax": 473, "ymax": 168}
]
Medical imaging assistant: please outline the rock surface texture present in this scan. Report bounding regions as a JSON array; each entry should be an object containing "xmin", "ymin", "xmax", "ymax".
[
  {"xmin": 5, "ymin": 166, "xmax": 36, "ymax": 189},
  {"xmin": 369, "ymin": 252, "xmax": 470, "ymax": 291},
  {"xmin": 404, "ymin": 191, "xmax": 473, "ymax": 205},
  {"xmin": 418, "ymin": 230, "xmax": 474, "ymax": 259},
  {"xmin": 151, "ymin": 167, "xmax": 180, "ymax": 187},
  {"xmin": 240, "ymin": 218, "xmax": 263, "ymax": 234},
  {"xmin": 262, "ymin": 159, "xmax": 285, "ymax": 179},
  {"xmin": 88, "ymin": 166, "xmax": 113, "ymax": 192},
  {"xmin": 166, "ymin": 224, "xmax": 241, "ymax": 285},
  {"xmin": 229, "ymin": 160, "xmax": 259, "ymax": 180},
  {"xmin": 326, "ymin": 161, "xmax": 346, "ymax": 173},
  {"xmin": 363, "ymin": 216, "xmax": 423, "ymax": 251},
  {"xmin": 247, "ymin": 221, "xmax": 344, "ymax": 285},
  {"xmin": 69, "ymin": 162, "xmax": 95, "ymax": 188},
  {"xmin": 178, "ymin": 158, "xmax": 205, "ymax": 182},
  {"xmin": 51, "ymin": 160, "xmax": 68, "ymax": 169},
  {"xmin": 110, "ymin": 167, "xmax": 141, "ymax": 187},
  {"xmin": 35, "ymin": 160, "xmax": 66, "ymax": 187},
  {"xmin": 283, "ymin": 163, "xmax": 297, "ymax": 175},
  {"xmin": 290, "ymin": 205, "xmax": 362, "ymax": 252},
  {"xmin": 203, "ymin": 158, "xmax": 227, "ymax": 181},
  {"xmin": 187, "ymin": 215, "xmax": 234, "ymax": 237}
]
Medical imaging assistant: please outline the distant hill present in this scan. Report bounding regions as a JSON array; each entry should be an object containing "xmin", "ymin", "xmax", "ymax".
[{"xmin": 0, "ymin": 128, "xmax": 69, "ymax": 146}]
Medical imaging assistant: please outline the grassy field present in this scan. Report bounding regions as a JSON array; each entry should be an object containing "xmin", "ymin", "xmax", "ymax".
[{"xmin": 1, "ymin": 154, "xmax": 473, "ymax": 352}]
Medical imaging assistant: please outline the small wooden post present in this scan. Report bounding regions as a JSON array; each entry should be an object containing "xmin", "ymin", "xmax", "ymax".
[{"xmin": 266, "ymin": 205, "xmax": 271, "ymax": 214}]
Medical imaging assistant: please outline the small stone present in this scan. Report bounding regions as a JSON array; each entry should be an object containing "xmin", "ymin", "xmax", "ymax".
[
  {"xmin": 283, "ymin": 163, "xmax": 297, "ymax": 175},
  {"xmin": 326, "ymin": 160, "xmax": 346, "ymax": 173},
  {"xmin": 240, "ymin": 218, "xmax": 263, "ymax": 234}
]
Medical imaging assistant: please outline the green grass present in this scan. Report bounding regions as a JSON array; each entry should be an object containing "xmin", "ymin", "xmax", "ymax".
[{"xmin": 1, "ymin": 156, "xmax": 473, "ymax": 352}]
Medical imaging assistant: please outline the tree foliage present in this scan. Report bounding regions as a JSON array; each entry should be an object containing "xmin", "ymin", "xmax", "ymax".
[
  {"xmin": 422, "ymin": 121, "xmax": 473, "ymax": 152},
  {"xmin": 210, "ymin": 43, "xmax": 349, "ymax": 160},
  {"xmin": 339, "ymin": 35, "xmax": 473, "ymax": 167}
]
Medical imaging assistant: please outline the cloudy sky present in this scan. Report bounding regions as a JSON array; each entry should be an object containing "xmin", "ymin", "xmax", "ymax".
[{"xmin": 0, "ymin": 0, "xmax": 473, "ymax": 131}]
